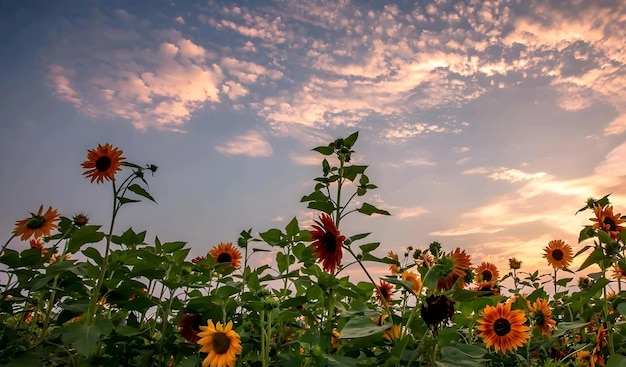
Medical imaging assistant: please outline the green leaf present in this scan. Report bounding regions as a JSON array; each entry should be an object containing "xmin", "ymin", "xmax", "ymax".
[
  {"xmin": 117, "ymin": 197, "xmax": 141, "ymax": 205},
  {"xmin": 83, "ymin": 247, "xmax": 103, "ymax": 266},
  {"xmin": 343, "ymin": 131, "xmax": 359, "ymax": 148},
  {"xmin": 176, "ymin": 356, "xmax": 201, "ymax": 367},
  {"xmin": 61, "ymin": 323, "xmax": 103, "ymax": 357},
  {"xmin": 313, "ymin": 146, "xmax": 334, "ymax": 155},
  {"xmin": 162, "ymin": 241, "xmax": 186, "ymax": 253},
  {"xmin": 285, "ymin": 217, "xmax": 299, "ymax": 238},
  {"xmin": 307, "ymin": 201, "xmax": 335, "ymax": 214},
  {"xmin": 0, "ymin": 249, "xmax": 20, "ymax": 268},
  {"xmin": 128, "ymin": 183, "xmax": 156, "ymax": 203},
  {"xmin": 68, "ymin": 225, "xmax": 105, "ymax": 253},
  {"xmin": 617, "ymin": 302, "xmax": 626, "ymax": 317},
  {"xmin": 339, "ymin": 315, "xmax": 390, "ymax": 338},
  {"xmin": 300, "ymin": 191, "xmax": 328, "ymax": 203},
  {"xmin": 556, "ymin": 277, "xmax": 573, "ymax": 287},
  {"xmin": 359, "ymin": 242, "xmax": 380, "ymax": 253},
  {"xmin": 342, "ymin": 165, "xmax": 367, "ymax": 181},
  {"xmin": 606, "ymin": 354, "xmax": 626, "ymax": 367},
  {"xmin": 276, "ymin": 252, "xmax": 294, "ymax": 273},
  {"xmin": 357, "ymin": 203, "xmax": 390, "ymax": 216},
  {"xmin": 259, "ymin": 228, "xmax": 283, "ymax": 246},
  {"xmin": 597, "ymin": 229, "xmax": 612, "ymax": 246},
  {"xmin": 349, "ymin": 233, "xmax": 371, "ymax": 242},
  {"xmin": 577, "ymin": 246, "xmax": 610, "ymax": 271}
]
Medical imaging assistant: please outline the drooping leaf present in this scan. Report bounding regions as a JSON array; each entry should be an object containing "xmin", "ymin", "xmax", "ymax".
[
  {"xmin": 312, "ymin": 145, "xmax": 334, "ymax": 155},
  {"xmin": 339, "ymin": 315, "xmax": 390, "ymax": 338},
  {"xmin": 357, "ymin": 203, "xmax": 390, "ymax": 216},
  {"xmin": 127, "ymin": 183, "xmax": 156, "ymax": 203}
]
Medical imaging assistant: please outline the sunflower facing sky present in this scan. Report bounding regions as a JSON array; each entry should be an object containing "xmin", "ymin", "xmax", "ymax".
[
  {"xmin": 197, "ymin": 320, "xmax": 242, "ymax": 367},
  {"xmin": 590, "ymin": 204, "xmax": 625, "ymax": 240},
  {"xmin": 13, "ymin": 205, "xmax": 60, "ymax": 241},
  {"xmin": 529, "ymin": 298, "xmax": 556, "ymax": 337},
  {"xmin": 477, "ymin": 302, "xmax": 530, "ymax": 353},
  {"xmin": 209, "ymin": 242, "xmax": 242, "ymax": 269},
  {"xmin": 474, "ymin": 262, "xmax": 499, "ymax": 283},
  {"xmin": 309, "ymin": 214, "xmax": 345, "ymax": 274},
  {"xmin": 543, "ymin": 240, "xmax": 573, "ymax": 269},
  {"xmin": 81, "ymin": 143, "xmax": 125, "ymax": 184},
  {"xmin": 436, "ymin": 247, "xmax": 471, "ymax": 291}
]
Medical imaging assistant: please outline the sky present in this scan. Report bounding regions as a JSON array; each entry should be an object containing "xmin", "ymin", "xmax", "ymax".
[{"xmin": 1, "ymin": 0, "xmax": 626, "ymax": 289}]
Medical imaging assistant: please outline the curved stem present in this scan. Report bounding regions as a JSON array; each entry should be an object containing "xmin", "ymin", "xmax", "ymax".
[{"xmin": 1, "ymin": 235, "xmax": 16, "ymax": 256}]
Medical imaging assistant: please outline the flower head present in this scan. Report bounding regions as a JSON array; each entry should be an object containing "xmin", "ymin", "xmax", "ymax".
[
  {"xmin": 73, "ymin": 213, "xmax": 89, "ymax": 228},
  {"xmin": 309, "ymin": 214, "xmax": 345, "ymax": 273},
  {"xmin": 29, "ymin": 239, "xmax": 48, "ymax": 257},
  {"xmin": 529, "ymin": 298, "xmax": 556, "ymax": 337},
  {"xmin": 508, "ymin": 257, "xmax": 522, "ymax": 270},
  {"xmin": 612, "ymin": 263, "xmax": 626, "ymax": 280},
  {"xmin": 179, "ymin": 313, "xmax": 203, "ymax": 343},
  {"xmin": 590, "ymin": 205, "xmax": 625, "ymax": 240},
  {"xmin": 197, "ymin": 320, "xmax": 242, "ymax": 367},
  {"xmin": 401, "ymin": 270, "xmax": 423, "ymax": 295},
  {"xmin": 375, "ymin": 280, "xmax": 394, "ymax": 306},
  {"xmin": 475, "ymin": 262, "xmax": 499, "ymax": 283},
  {"xmin": 209, "ymin": 243, "xmax": 242, "ymax": 269},
  {"xmin": 436, "ymin": 248, "xmax": 471, "ymax": 291},
  {"xmin": 388, "ymin": 251, "xmax": 400, "ymax": 275},
  {"xmin": 82, "ymin": 143, "xmax": 125, "ymax": 183},
  {"xmin": 421, "ymin": 294, "xmax": 455, "ymax": 328},
  {"xmin": 543, "ymin": 240, "xmax": 573, "ymax": 269},
  {"xmin": 477, "ymin": 302, "xmax": 530, "ymax": 353},
  {"xmin": 13, "ymin": 205, "xmax": 60, "ymax": 241},
  {"xmin": 474, "ymin": 281, "xmax": 499, "ymax": 297},
  {"xmin": 371, "ymin": 313, "xmax": 401, "ymax": 341}
]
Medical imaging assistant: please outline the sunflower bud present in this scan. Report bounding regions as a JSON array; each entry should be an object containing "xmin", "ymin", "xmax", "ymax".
[
  {"xmin": 262, "ymin": 296, "xmax": 279, "ymax": 310},
  {"xmin": 310, "ymin": 345, "xmax": 323, "ymax": 358}
]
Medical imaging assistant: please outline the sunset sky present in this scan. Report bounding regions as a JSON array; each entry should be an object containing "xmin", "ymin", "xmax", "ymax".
[{"xmin": 1, "ymin": 0, "xmax": 625, "ymax": 286}]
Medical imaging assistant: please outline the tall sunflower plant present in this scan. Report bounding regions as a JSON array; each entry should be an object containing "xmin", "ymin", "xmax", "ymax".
[{"xmin": 1, "ymin": 134, "xmax": 626, "ymax": 367}]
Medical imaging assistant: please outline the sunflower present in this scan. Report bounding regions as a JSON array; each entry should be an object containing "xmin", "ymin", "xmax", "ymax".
[
  {"xmin": 13, "ymin": 205, "xmax": 60, "ymax": 241},
  {"xmin": 529, "ymin": 298, "xmax": 556, "ymax": 337},
  {"xmin": 475, "ymin": 262, "xmax": 499, "ymax": 283},
  {"xmin": 388, "ymin": 251, "xmax": 400, "ymax": 275},
  {"xmin": 612, "ymin": 263, "xmax": 626, "ymax": 280},
  {"xmin": 73, "ymin": 213, "xmax": 89, "ymax": 228},
  {"xmin": 375, "ymin": 280, "xmax": 394, "ymax": 306},
  {"xmin": 590, "ymin": 204, "xmax": 625, "ymax": 240},
  {"xmin": 543, "ymin": 240, "xmax": 573, "ymax": 269},
  {"xmin": 421, "ymin": 294, "xmax": 455, "ymax": 328},
  {"xmin": 476, "ymin": 302, "xmax": 530, "ymax": 353},
  {"xmin": 474, "ymin": 281, "xmax": 499, "ymax": 297},
  {"xmin": 29, "ymin": 239, "xmax": 48, "ymax": 257},
  {"xmin": 592, "ymin": 324, "xmax": 607, "ymax": 367},
  {"xmin": 309, "ymin": 214, "xmax": 345, "ymax": 273},
  {"xmin": 197, "ymin": 320, "xmax": 242, "ymax": 367},
  {"xmin": 81, "ymin": 143, "xmax": 125, "ymax": 184},
  {"xmin": 371, "ymin": 313, "xmax": 400, "ymax": 341},
  {"xmin": 508, "ymin": 257, "xmax": 522, "ymax": 270},
  {"xmin": 436, "ymin": 248, "xmax": 471, "ymax": 291},
  {"xmin": 179, "ymin": 313, "xmax": 203, "ymax": 343},
  {"xmin": 209, "ymin": 243, "xmax": 242, "ymax": 269},
  {"xmin": 401, "ymin": 270, "xmax": 423, "ymax": 295}
]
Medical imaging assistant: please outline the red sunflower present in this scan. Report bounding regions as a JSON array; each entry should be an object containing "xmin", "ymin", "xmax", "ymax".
[
  {"xmin": 309, "ymin": 214, "xmax": 345, "ymax": 273},
  {"xmin": 590, "ymin": 204, "xmax": 625, "ymax": 240},
  {"xmin": 375, "ymin": 280, "xmax": 394, "ymax": 306}
]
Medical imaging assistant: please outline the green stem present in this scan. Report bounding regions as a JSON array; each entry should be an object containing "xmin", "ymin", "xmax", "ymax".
[
  {"xmin": 553, "ymin": 269, "xmax": 558, "ymax": 295},
  {"xmin": 0, "ymin": 234, "xmax": 16, "ymax": 256}
]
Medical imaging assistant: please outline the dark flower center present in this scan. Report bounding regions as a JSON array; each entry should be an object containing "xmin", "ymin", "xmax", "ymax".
[
  {"xmin": 533, "ymin": 310, "xmax": 546, "ymax": 325},
  {"xmin": 322, "ymin": 231, "xmax": 337, "ymax": 253},
  {"xmin": 26, "ymin": 215, "xmax": 46, "ymax": 230},
  {"xmin": 493, "ymin": 318, "xmax": 512, "ymax": 336},
  {"xmin": 552, "ymin": 249, "xmax": 564, "ymax": 261},
  {"xmin": 603, "ymin": 217, "xmax": 617, "ymax": 231},
  {"xmin": 212, "ymin": 332, "xmax": 231, "ymax": 354},
  {"xmin": 95, "ymin": 156, "xmax": 112, "ymax": 172},
  {"xmin": 481, "ymin": 270, "xmax": 493, "ymax": 282},
  {"xmin": 217, "ymin": 252, "xmax": 232, "ymax": 263}
]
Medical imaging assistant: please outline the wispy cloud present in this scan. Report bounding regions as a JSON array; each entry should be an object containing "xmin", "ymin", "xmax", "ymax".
[{"xmin": 215, "ymin": 130, "xmax": 273, "ymax": 157}]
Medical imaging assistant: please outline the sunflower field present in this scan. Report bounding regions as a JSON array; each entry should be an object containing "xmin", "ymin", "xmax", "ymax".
[{"xmin": 1, "ymin": 132, "xmax": 625, "ymax": 367}]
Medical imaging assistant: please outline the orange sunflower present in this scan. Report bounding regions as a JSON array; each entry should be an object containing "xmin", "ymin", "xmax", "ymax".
[
  {"xmin": 29, "ymin": 239, "xmax": 48, "ymax": 257},
  {"xmin": 437, "ymin": 248, "xmax": 471, "ymax": 291},
  {"xmin": 477, "ymin": 302, "xmax": 530, "ymax": 353},
  {"xmin": 612, "ymin": 263, "xmax": 626, "ymax": 280},
  {"xmin": 209, "ymin": 242, "xmax": 242, "ymax": 269},
  {"xmin": 309, "ymin": 214, "xmax": 345, "ymax": 274},
  {"xmin": 13, "ymin": 205, "xmax": 60, "ymax": 241},
  {"xmin": 590, "ymin": 204, "xmax": 625, "ymax": 240},
  {"xmin": 475, "ymin": 262, "xmax": 499, "ymax": 283},
  {"xmin": 543, "ymin": 240, "xmax": 573, "ymax": 269},
  {"xmin": 388, "ymin": 251, "xmax": 400, "ymax": 275},
  {"xmin": 401, "ymin": 270, "xmax": 423, "ymax": 295},
  {"xmin": 508, "ymin": 257, "xmax": 522, "ymax": 270},
  {"xmin": 529, "ymin": 298, "xmax": 556, "ymax": 337},
  {"xmin": 197, "ymin": 320, "xmax": 242, "ymax": 367},
  {"xmin": 82, "ymin": 143, "xmax": 125, "ymax": 183},
  {"xmin": 375, "ymin": 280, "xmax": 394, "ymax": 306},
  {"xmin": 371, "ymin": 313, "xmax": 401, "ymax": 341}
]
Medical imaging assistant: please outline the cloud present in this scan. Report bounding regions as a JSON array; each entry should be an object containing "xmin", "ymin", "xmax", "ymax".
[
  {"xmin": 215, "ymin": 130, "xmax": 273, "ymax": 157},
  {"xmin": 395, "ymin": 206, "xmax": 430, "ymax": 219}
]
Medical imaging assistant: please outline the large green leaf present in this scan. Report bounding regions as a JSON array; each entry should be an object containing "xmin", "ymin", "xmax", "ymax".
[
  {"xmin": 127, "ymin": 183, "xmax": 156, "ymax": 203},
  {"xmin": 357, "ymin": 203, "xmax": 390, "ymax": 216},
  {"xmin": 68, "ymin": 225, "xmax": 104, "ymax": 253},
  {"xmin": 61, "ymin": 323, "xmax": 104, "ymax": 357},
  {"xmin": 339, "ymin": 315, "xmax": 391, "ymax": 338},
  {"xmin": 606, "ymin": 354, "xmax": 626, "ymax": 367}
]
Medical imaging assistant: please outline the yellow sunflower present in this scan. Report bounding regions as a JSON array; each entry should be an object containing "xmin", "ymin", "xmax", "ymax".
[
  {"xmin": 543, "ymin": 240, "xmax": 573, "ymax": 269},
  {"xmin": 476, "ymin": 302, "xmax": 530, "ymax": 353},
  {"xmin": 371, "ymin": 313, "xmax": 400, "ymax": 341},
  {"xmin": 309, "ymin": 214, "xmax": 345, "ymax": 274},
  {"xmin": 197, "ymin": 320, "xmax": 242, "ymax": 367},
  {"xmin": 401, "ymin": 270, "xmax": 423, "ymax": 295},
  {"xmin": 474, "ymin": 262, "xmax": 500, "ymax": 283},
  {"xmin": 388, "ymin": 251, "xmax": 400, "ymax": 275},
  {"xmin": 375, "ymin": 280, "xmax": 394, "ymax": 306},
  {"xmin": 82, "ymin": 143, "xmax": 125, "ymax": 184},
  {"xmin": 612, "ymin": 263, "xmax": 626, "ymax": 280},
  {"xmin": 437, "ymin": 248, "xmax": 471, "ymax": 291},
  {"xmin": 529, "ymin": 298, "xmax": 556, "ymax": 337},
  {"xmin": 13, "ymin": 205, "xmax": 60, "ymax": 241},
  {"xmin": 209, "ymin": 242, "xmax": 242, "ymax": 269},
  {"xmin": 590, "ymin": 204, "xmax": 625, "ymax": 240}
]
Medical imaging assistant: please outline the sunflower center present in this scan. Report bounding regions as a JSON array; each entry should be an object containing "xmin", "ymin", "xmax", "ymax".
[
  {"xmin": 552, "ymin": 249, "xmax": 564, "ymax": 261},
  {"xmin": 322, "ymin": 231, "xmax": 337, "ymax": 253},
  {"xmin": 533, "ymin": 310, "xmax": 545, "ymax": 325},
  {"xmin": 493, "ymin": 318, "xmax": 512, "ymax": 336},
  {"xmin": 481, "ymin": 270, "xmax": 493, "ymax": 282},
  {"xmin": 212, "ymin": 332, "xmax": 231, "ymax": 354},
  {"xmin": 95, "ymin": 156, "xmax": 112, "ymax": 172},
  {"xmin": 217, "ymin": 252, "xmax": 233, "ymax": 263},
  {"xmin": 26, "ymin": 215, "xmax": 46, "ymax": 230},
  {"xmin": 603, "ymin": 217, "xmax": 617, "ymax": 231}
]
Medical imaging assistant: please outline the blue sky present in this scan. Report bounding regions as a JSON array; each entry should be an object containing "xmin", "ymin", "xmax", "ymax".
[{"xmin": 1, "ymin": 0, "xmax": 625, "ymax": 282}]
